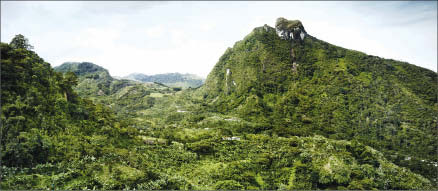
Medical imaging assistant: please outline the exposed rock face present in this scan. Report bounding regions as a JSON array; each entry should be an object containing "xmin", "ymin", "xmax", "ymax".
[
  {"xmin": 275, "ymin": 17, "xmax": 307, "ymax": 72},
  {"xmin": 275, "ymin": 17, "xmax": 307, "ymax": 43},
  {"xmin": 225, "ymin": 68, "xmax": 233, "ymax": 94}
]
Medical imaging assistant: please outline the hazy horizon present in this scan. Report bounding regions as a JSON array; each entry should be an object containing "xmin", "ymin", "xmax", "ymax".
[{"xmin": 2, "ymin": 1, "xmax": 437, "ymax": 78}]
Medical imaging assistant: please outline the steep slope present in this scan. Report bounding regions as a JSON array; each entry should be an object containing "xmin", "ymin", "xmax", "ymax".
[
  {"xmin": 123, "ymin": 72, "xmax": 205, "ymax": 89},
  {"xmin": 201, "ymin": 18, "xmax": 438, "ymax": 183}
]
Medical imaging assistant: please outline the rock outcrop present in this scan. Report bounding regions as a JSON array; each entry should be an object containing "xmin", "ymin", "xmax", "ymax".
[
  {"xmin": 275, "ymin": 17, "xmax": 307, "ymax": 72},
  {"xmin": 275, "ymin": 17, "xmax": 307, "ymax": 42}
]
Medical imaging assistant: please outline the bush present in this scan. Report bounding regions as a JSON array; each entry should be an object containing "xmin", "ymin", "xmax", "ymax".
[{"xmin": 215, "ymin": 180, "xmax": 244, "ymax": 190}]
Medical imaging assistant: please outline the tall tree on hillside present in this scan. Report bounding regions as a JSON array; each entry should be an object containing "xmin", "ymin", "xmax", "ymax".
[
  {"xmin": 61, "ymin": 72, "xmax": 79, "ymax": 102},
  {"xmin": 10, "ymin": 34, "xmax": 34, "ymax": 50}
]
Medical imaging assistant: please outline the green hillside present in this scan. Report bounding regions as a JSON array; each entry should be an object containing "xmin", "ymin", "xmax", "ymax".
[{"xmin": 1, "ymin": 35, "xmax": 144, "ymax": 189}]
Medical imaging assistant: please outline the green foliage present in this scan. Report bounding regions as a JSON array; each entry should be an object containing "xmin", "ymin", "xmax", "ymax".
[
  {"xmin": 2, "ymin": 128, "xmax": 52, "ymax": 167},
  {"xmin": 10, "ymin": 34, "xmax": 34, "ymax": 50},
  {"xmin": 287, "ymin": 160, "xmax": 314, "ymax": 189},
  {"xmin": 215, "ymin": 180, "xmax": 244, "ymax": 190}
]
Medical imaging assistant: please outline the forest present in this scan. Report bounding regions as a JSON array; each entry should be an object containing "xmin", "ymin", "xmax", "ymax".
[{"xmin": 1, "ymin": 18, "xmax": 437, "ymax": 190}]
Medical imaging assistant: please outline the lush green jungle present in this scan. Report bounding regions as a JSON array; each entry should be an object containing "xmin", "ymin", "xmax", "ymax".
[{"xmin": 1, "ymin": 18, "xmax": 437, "ymax": 190}]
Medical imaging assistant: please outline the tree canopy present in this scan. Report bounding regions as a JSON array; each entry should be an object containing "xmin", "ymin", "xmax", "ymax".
[{"xmin": 10, "ymin": 34, "xmax": 34, "ymax": 50}]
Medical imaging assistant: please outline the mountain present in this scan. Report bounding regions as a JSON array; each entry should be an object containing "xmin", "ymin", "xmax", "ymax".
[
  {"xmin": 55, "ymin": 61, "xmax": 112, "ymax": 78},
  {"xmin": 55, "ymin": 62, "xmax": 114, "ymax": 96},
  {"xmin": 123, "ymin": 72, "xmax": 205, "ymax": 89},
  {"xmin": 201, "ymin": 18, "xmax": 437, "ymax": 183}
]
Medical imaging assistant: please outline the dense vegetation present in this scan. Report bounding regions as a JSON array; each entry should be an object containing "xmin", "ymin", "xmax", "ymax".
[
  {"xmin": 1, "ymin": 36, "xmax": 141, "ymax": 189},
  {"xmin": 1, "ymin": 16, "xmax": 437, "ymax": 190},
  {"xmin": 123, "ymin": 72, "xmax": 204, "ymax": 89}
]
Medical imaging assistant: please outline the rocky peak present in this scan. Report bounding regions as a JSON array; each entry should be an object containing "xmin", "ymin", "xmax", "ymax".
[{"xmin": 275, "ymin": 17, "xmax": 307, "ymax": 42}]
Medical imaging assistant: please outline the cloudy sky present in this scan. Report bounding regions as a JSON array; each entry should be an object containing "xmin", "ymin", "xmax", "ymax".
[{"xmin": 1, "ymin": 1, "xmax": 437, "ymax": 77}]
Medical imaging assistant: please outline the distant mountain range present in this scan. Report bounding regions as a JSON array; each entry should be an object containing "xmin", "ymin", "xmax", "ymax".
[
  {"xmin": 55, "ymin": 62, "xmax": 205, "ymax": 89},
  {"xmin": 122, "ymin": 73, "xmax": 205, "ymax": 89}
]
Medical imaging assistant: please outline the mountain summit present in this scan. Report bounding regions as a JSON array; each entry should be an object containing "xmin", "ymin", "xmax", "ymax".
[
  {"xmin": 55, "ymin": 62, "xmax": 112, "ymax": 79},
  {"xmin": 201, "ymin": 18, "xmax": 437, "ymax": 183}
]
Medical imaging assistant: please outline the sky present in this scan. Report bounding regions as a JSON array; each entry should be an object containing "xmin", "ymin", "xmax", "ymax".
[{"xmin": 1, "ymin": 1, "xmax": 437, "ymax": 78}]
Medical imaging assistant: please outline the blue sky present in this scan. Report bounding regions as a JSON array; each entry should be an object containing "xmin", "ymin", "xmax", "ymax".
[{"xmin": 1, "ymin": 1, "xmax": 436, "ymax": 77}]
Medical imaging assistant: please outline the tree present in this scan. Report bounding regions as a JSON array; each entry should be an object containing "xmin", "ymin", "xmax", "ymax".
[
  {"xmin": 60, "ymin": 72, "xmax": 78, "ymax": 101},
  {"xmin": 10, "ymin": 34, "xmax": 34, "ymax": 50}
]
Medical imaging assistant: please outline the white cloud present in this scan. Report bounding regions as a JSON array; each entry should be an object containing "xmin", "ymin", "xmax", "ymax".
[
  {"xmin": 200, "ymin": 23, "xmax": 216, "ymax": 32},
  {"xmin": 170, "ymin": 29, "xmax": 188, "ymax": 47},
  {"xmin": 144, "ymin": 26, "xmax": 165, "ymax": 39},
  {"xmin": 73, "ymin": 27, "xmax": 120, "ymax": 49}
]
